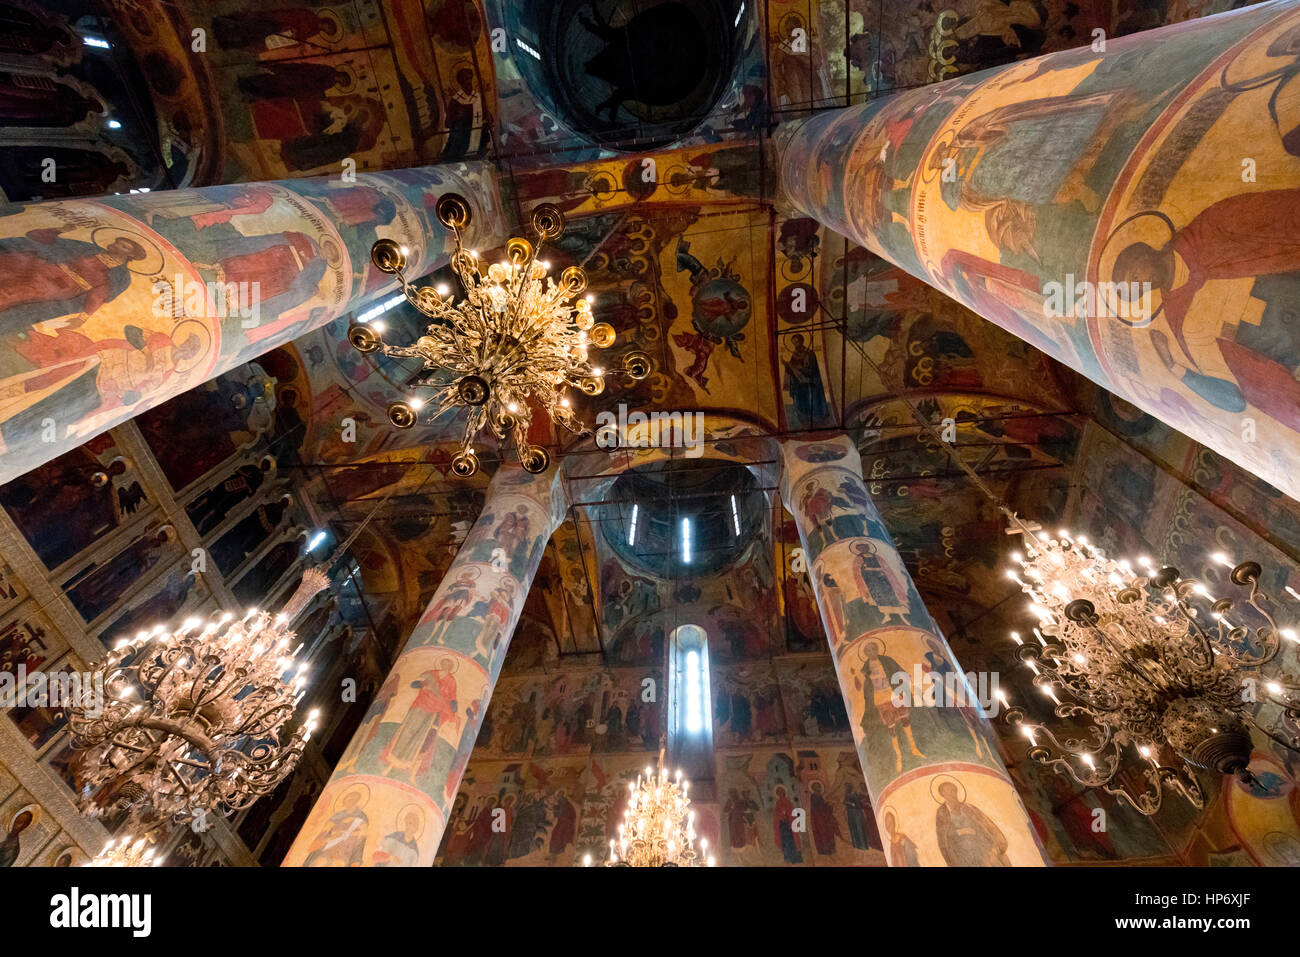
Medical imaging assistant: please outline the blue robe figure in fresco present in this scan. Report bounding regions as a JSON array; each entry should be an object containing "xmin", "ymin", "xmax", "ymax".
[
  {"xmin": 782, "ymin": 333, "xmax": 830, "ymax": 428},
  {"xmin": 772, "ymin": 785, "xmax": 802, "ymax": 863},
  {"xmin": 863, "ymin": 651, "xmax": 925, "ymax": 773}
]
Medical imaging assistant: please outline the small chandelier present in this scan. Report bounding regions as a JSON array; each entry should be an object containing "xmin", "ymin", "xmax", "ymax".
[
  {"xmin": 348, "ymin": 196, "xmax": 651, "ymax": 477},
  {"xmin": 585, "ymin": 751, "xmax": 713, "ymax": 867},
  {"xmin": 998, "ymin": 515, "xmax": 1300, "ymax": 814},
  {"xmin": 68, "ymin": 569, "xmax": 329, "ymax": 830},
  {"xmin": 87, "ymin": 835, "xmax": 161, "ymax": 867}
]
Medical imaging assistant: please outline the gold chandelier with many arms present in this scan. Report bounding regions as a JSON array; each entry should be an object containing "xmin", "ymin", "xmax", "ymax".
[
  {"xmin": 67, "ymin": 570, "xmax": 328, "ymax": 831},
  {"xmin": 586, "ymin": 752, "xmax": 714, "ymax": 867},
  {"xmin": 997, "ymin": 515, "xmax": 1300, "ymax": 815},
  {"xmin": 348, "ymin": 195, "xmax": 652, "ymax": 477}
]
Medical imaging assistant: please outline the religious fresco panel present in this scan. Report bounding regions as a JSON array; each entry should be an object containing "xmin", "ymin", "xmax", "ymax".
[
  {"xmin": 60, "ymin": 521, "xmax": 187, "ymax": 625},
  {"xmin": 6, "ymin": 654, "xmax": 87, "ymax": 755},
  {"xmin": 0, "ymin": 606, "xmax": 69, "ymax": 689},
  {"xmin": 0, "ymin": 429, "xmax": 149, "ymax": 571},
  {"xmin": 0, "ymin": 787, "xmax": 58, "ymax": 867}
]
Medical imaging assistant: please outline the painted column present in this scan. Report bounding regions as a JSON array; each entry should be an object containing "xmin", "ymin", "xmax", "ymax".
[
  {"xmin": 283, "ymin": 462, "xmax": 568, "ymax": 866},
  {"xmin": 778, "ymin": 0, "xmax": 1300, "ymax": 502},
  {"xmin": 780, "ymin": 435, "xmax": 1045, "ymax": 866},
  {"xmin": 0, "ymin": 162, "xmax": 504, "ymax": 484}
]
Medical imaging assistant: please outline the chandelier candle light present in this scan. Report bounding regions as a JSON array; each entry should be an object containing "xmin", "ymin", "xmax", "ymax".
[
  {"xmin": 998, "ymin": 516, "xmax": 1300, "ymax": 814},
  {"xmin": 585, "ymin": 750, "xmax": 714, "ymax": 867},
  {"xmin": 349, "ymin": 195, "xmax": 652, "ymax": 477},
  {"xmin": 68, "ymin": 568, "xmax": 330, "ymax": 830},
  {"xmin": 87, "ymin": 835, "xmax": 162, "ymax": 867}
]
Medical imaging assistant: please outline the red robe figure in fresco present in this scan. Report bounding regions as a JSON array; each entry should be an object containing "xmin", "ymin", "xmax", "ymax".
[
  {"xmin": 1112, "ymin": 188, "xmax": 1300, "ymax": 428},
  {"xmin": 548, "ymin": 793, "xmax": 576, "ymax": 857},
  {"xmin": 209, "ymin": 231, "xmax": 314, "ymax": 295},
  {"xmin": 672, "ymin": 329, "xmax": 716, "ymax": 389},
  {"xmin": 798, "ymin": 480, "xmax": 837, "ymax": 531},
  {"xmin": 191, "ymin": 188, "xmax": 274, "ymax": 229},
  {"xmin": 940, "ymin": 249, "xmax": 1060, "ymax": 354},
  {"xmin": 420, "ymin": 570, "xmax": 477, "ymax": 629},
  {"xmin": 772, "ymin": 786, "xmax": 802, "ymax": 863},
  {"xmin": 0, "ymin": 230, "xmax": 143, "ymax": 332},
  {"xmin": 1115, "ymin": 188, "xmax": 1300, "ymax": 363},
  {"xmin": 379, "ymin": 663, "xmax": 460, "ymax": 779}
]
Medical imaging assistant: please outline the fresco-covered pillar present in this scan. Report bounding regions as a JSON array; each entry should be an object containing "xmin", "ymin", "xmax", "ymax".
[
  {"xmin": 780, "ymin": 435, "xmax": 1045, "ymax": 866},
  {"xmin": 0, "ymin": 162, "xmax": 503, "ymax": 484},
  {"xmin": 283, "ymin": 463, "xmax": 567, "ymax": 866},
  {"xmin": 778, "ymin": 0, "xmax": 1300, "ymax": 503}
]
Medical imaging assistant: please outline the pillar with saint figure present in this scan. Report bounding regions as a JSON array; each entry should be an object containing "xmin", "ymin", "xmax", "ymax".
[
  {"xmin": 781, "ymin": 434, "xmax": 1045, "ymax": 866},
  {"xmin": 283, "ymin": 462, "xmax": 567, "ymax": 866},
  {"xmin": 778, "ymin": 0, "xmax": 1300, "ymax": 503},
  {"xmin": 0, "ymin": 162, "xmax": 503, "ymax": 484}
]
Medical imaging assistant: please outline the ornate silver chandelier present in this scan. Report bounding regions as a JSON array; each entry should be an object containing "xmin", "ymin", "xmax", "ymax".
[
  {"xmin": 348, "ymin": 196, "xmax": 651, "ymax": 477},
  {"xmin": 998, "ymin": 515, "xmax": 1300, "ymax": 814},
  {"xmin": 68, "ymin": 570, "xmax": 328, "ymax": 830}
]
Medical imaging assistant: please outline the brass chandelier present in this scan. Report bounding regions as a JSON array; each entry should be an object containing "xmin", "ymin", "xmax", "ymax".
[
  {"xmin": 998, "ymin": 516, "xmax": 1300, "ymax": 814},
  {"xmin": 88, "ymin": 835, "xmax": 161, "ymax": 867},
  {"xmin": 586, "ymin": 751, "xmax": 714, "ymax": 867},
  {"xmin": 68, "ymin": 569, "xmax": 328, "ymax": 831},
  {"xmin": 349, "ymin": 195, "xmax": 651, "ymax": 477}
]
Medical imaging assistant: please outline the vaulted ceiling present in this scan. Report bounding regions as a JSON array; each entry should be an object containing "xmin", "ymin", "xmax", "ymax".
[{"xmin": 6, "ymin": 0, "xmax": 1295, "ymax": 865}]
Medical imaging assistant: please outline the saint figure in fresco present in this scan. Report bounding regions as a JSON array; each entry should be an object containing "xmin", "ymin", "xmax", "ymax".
[
  {"xmin": 933, "ymin": 779, "xmax": 1010, "ymax": 866},
  {"xmin": 0, "ymin": 810, "xmax": 33, "ymax": 867},
  {"xmin": 422, "ymin": 569, "xmax": 478, "ymax": 641},
  {"xmin": 864, "ymin": 652, "xmax": 925, "ymax": 772},
  {"xmin": 371, "ymin": 809, "xmax": 423, "ymax": 867},
  {"xmin": 494, "ymin": 506, "xmax": 531, "ymax": 570},
  {"xmin": 844, "ymin": 784, "xmax": 881, "ymax": 851},
  {"xmin": 381, "ymin": 659, "xmax": 461, "ymax": 782},
  {"xmin": 334, "ymin": 668, "xmax": 403, "ymax": 775},
  {"xmin": 548, "ymin": 792, "xmax": 577, "ymax": 861},
  {"xmin": 1111, "ymin": 188, "xmax": 1300, "ymax": 429},
  {"xmin": 782, "ymin": 333, "xmax": 830, "ymax": 428},
  {"xmin": 484, "ymin": 795, "xmax": 513, "ymax": 866},
  {"xmin": 0, "ymin": 229, "xmax": 144, "ymax": 334},
  {"xmin": 186, "ymin": 458, "xmax": 275, "ymax": 535},
  {"xmin": 851, "ymin": 539, "xmax": 912, "ymax": 624},
  {"xmin": 772, "ymin": 785, "xmax": 802, "ymax": 863},
  {"xmin": 808, "ymin": 782, "xmax": 841, "ymax": 855},
  {"xmin": 301, "ymin": 791, "xmax": 368, "ymax": 867},
  {"xmin": 919, "ymin": 644, "xmax": 991, "ymax": 761},
  {"xmin": 472, "ymin": 579, "xmax": 517, "ymax": 659},
  {"xmin": 817, "ymin": 572, "xmax": 847, "ymax": 645},
  {"xmin": 189, "ymin": 230, "xmax": 327, "ymax": 345},
  {"xmin": 723, "ymin": 788, "xmax": 757, "ymax": 849},
  {"xmin": 797, "ymin": 479, "xmax": 849, "ymax": 554},
  {"xmin": 884, "ymin": 809, "xmax": 919, "ymax": 866},
  {"xmin": 443, "ymin": 67, "xmax": 489, "ymax": 160}
]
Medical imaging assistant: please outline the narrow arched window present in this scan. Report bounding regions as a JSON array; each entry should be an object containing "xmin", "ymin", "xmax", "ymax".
[{"xmin": 668, "ymin": 624, "xmax": 713, "ymax": 784}]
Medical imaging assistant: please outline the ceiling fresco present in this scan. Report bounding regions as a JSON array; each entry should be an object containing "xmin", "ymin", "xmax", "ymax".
[{"xmin": 3, "ymin": 0, "xmax": 1297, "ymax": 867}]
